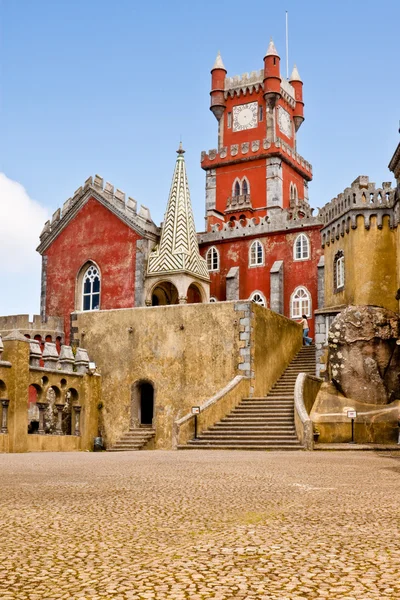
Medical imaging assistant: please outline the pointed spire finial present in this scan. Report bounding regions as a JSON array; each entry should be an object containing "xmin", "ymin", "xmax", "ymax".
[
  {"xmin": 177, "ymin": 141, "xmax": 185, "ymax": 156},
  {"xmin": 265, "ymin": 38, "xmax": 279, "ymax": 57},
  {"xmin": 212, "ymin": 51, "xmax": 225, "ymax": 70},
  {"xmin": 289, "ymin": 64, "xmax": 302, "ymax": 82}
]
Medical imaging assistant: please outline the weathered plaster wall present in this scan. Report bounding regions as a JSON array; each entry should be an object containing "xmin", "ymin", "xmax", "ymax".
[
  {"xmin": 324, "ymin": 215, "xmax": 398, "ymax": 311},
  {"xmin": 44, "ymin": 197, "xmax": 142, "ymax": 342},
  {"xmin": 74, "ymin": 302, "xmax": 302, "ymax": 449},
  {"xmin": 0, "ymin": 337, "xmax": 99, "ymax": 453},
  {"xmin": 200, "ymin": 228, "xmax": 322, "ymax": 338},
  {"xmin": 74, "ymin": 303, "xmax": 243, "ymax": 449},
  {"xmin": 252, "ymin": 303, "xmax": 303, "ymax": 396}
]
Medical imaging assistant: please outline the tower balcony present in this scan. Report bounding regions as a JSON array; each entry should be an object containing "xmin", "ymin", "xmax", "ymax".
[{"xmin": 226, "ymin": 194, "xmax": 253, "ymax": 213}]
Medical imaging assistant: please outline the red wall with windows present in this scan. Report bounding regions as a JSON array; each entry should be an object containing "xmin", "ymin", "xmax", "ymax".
[
  {"xmin": 200, "ymin": 225, "xmax": 322, "ymax": 338},
  {"xmin": 44, "ymin": 197, "xmax": 142, "ymax": 342}
]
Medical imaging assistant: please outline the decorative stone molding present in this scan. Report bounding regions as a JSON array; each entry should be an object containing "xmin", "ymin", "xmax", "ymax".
[
  {"xmin": 37, "ymin": 175, "xmax": 160, "ymax": 254},
  {"xmin": 59, "ymin": 345, "xmax": 75, "ymax": 373},
  {"xmin": 75, "ymin": 348, "xmax": 90, "ymax": 374},
  {"xmin": 1, "ymin": 399, "xmax": 9, "ymax": 434},
  {"xmin": 29, "ymin": 340, "xmax": 42, "ymax": 368},
  {"xmin": 42, "ymin": 343, "xmax": 59, "ymax": 370}
]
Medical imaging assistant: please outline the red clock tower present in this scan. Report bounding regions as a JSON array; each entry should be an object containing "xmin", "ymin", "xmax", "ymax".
[{"xmin": 198, "ymin": 41, "xmax": 323, "ymax": 338}]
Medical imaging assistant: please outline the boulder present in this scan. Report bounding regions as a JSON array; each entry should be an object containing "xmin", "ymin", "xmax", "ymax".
[{"xmin": 328, "ymin": 305, "xmax": 400, "ymax": 404}]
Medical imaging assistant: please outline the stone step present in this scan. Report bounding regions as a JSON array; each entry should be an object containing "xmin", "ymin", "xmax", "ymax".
[
  {"xmin": 177, "ymin": 444, "xmax": 303, "ymax": 451},
  {"xmin": 196, "ymin": 434, "xmax": 298, "ymax": 441},
  {"xmin": 108, "ymin": 429, "xmax": 155, "ymax": 452},
  {"xmin": 187, "ymin": 439, "xmax": 302, "ymax": 447}
]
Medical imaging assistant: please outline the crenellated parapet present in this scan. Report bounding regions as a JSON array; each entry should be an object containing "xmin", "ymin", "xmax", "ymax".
[
  {"xmin": 319, "ymin": 176, "xmax": 398, "ymax": 247},
  {"xmin": 198, "ymin": 208, "xmax": 322, "ymax": 244},
  {"xmin": 28, "ymin": 339, "xmax": 92, "ymax": 375},
  {"xmin": 37, "ymin": 175, "xmax": 160, "ymax": 253},
  {"xmin": 201, "ymin": 137, "xmax": 312, "ymax": 177},
  {"xmin": 224, "ymin": 70, "xmax": 295, "ymax": 107},
  {"xmin": 0, "ymin": 315, "xmax": 64, "ymax": 341}
]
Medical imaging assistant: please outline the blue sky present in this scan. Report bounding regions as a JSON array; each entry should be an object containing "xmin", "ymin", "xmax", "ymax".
[{"xmin": 1, "ymin": 0, "xmax": 399, "ymax": 316}]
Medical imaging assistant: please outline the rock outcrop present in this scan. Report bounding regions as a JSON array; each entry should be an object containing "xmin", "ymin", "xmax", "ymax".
[{"xmin": 328, "ymin": 305, "xmax": 400, "ymax": 404}]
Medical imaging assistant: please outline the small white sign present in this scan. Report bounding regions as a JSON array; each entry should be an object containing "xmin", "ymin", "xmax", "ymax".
[
  {"xmin": 347, "ymin": 410, "xmax": 357, "ymax": 419},
  {"xmin": 191, "ymin": 406, "xmax": 200, "ymax": 415}
]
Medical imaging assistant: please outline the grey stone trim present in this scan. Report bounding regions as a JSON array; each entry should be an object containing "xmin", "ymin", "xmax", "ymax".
[
  {"xmin": 40, "ymin": 255, "xmax": 48, "ymax": 321},
  {"xmin": 294, "ymin": 373, "xmax": 323, "ymax": 450},
  {"xmin": 134, "ymin": 239, "xmax": 147, "ymax": 307},
  {"xmin": 37, "ymin": 180, "xmax": 160, "ymax": 254},
  {"xmin": 317, "ymin": 256, "xmax": 325, "ymax": 309},
  {"xmin": 205, "ymin": 169, "xmax": 216, "ymax": 213},
  {"xmin": 266, "ymin": 157, "xmax": 283, "ymax": 208},
  {"xmin": 234, "ymin": 302, "xmax": 254, "ymax": 385},
  {"xmin": 270, "ymin": 260, "xmax": 284, "ymax": 314},
  {"xmin": 226, "ymin": 267, "xmax": 239, "ymax": 301}
]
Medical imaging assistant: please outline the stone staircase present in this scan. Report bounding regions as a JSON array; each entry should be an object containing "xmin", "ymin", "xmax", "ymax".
[
  {"xmin": 180, "ymin": 346, "xmax": 315, "ymax": 450},
  {"xmin": 107, "ymin": 427, "xmax": 155, "ymax": 452}
]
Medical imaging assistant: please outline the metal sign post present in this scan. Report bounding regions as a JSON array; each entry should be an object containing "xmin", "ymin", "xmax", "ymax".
[
  {"xmin": 191, "ymin": 406, "xmax": 200, "ymax": 439},
  {"xmin": 347, "ymin": 410, "xmax": 357, "ymax": 444}
]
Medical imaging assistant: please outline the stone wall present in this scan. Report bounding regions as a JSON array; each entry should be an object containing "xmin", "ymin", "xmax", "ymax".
[
  {"xmin": 0, "ymin": 315, "xmax": 64, "ymax": 342},
  {"xmin": 74, "ymin": 302, "xmax": 302, "ymax": 449},
  {"xmin": 0, "ymin": 332, "xmax": 100, "ymax": 453}
]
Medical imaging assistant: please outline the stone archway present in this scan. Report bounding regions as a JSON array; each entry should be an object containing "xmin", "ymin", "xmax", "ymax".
[
  {"xmin": 187, "ymin": 283, "xmax": 203, "ymax": 304},
  {"xmin": 151, "ymin": 281, "xmax": 179, "ymax": 306},
  {"xmin": 130, "ymin": 380, "xmax": 155, "ymax": 429}
]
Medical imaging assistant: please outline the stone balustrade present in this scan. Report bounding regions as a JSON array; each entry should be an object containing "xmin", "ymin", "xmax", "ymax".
[{"xmin": 29, "ymin": 341, "xmax": 91, "ymax": 374}]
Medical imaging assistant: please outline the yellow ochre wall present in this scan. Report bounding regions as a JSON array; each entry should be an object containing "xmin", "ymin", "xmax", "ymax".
[
  {"xmin": 324, "ymin": 216, "xmax": 398, "ymax": 311},
  {"xmin": 0, "ymin": 337, "xmax": 100, "ymax": 453},
  {"xmin": 74, "ymin": 301, "xmax": 303, "ymax": 450}
]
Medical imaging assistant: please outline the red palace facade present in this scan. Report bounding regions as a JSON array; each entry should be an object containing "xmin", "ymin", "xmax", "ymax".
[
  {"xmin": 198, "ymin": 42, "xmax": 323, "ymax": 338},
  {"xmin": 37, "ymin": 40, "xmax": 322, "ymax": 344}
]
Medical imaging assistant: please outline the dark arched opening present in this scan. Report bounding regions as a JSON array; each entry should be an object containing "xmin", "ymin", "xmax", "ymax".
[
  {"xmin": 187, "ymin": 283, "xmax": 203, "ymax": 304},
  {"xmin": 140, "ymin": 383, "xmax": 154, "ymax": 425},
  {"xmin": 151, "ymin": 281, "xmax": 179, "ymax": 306}
]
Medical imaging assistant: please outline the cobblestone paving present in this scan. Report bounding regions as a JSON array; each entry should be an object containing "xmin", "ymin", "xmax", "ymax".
[{"xmin": 1, "ymin": 450, "xmax": 400, "ymax": 599}]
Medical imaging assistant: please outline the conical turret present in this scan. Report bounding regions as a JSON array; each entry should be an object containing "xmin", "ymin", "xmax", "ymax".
[
  {"xmin": 210, "ymin": 51, "xmax": 227, "ymax": 121},
  {"xmin": 289, "ymin": 64, "xmax": 304, "ymax": 131},
  {"xmin": 263, "ymin": 38, "xmax": 281, "ymax": 109}
]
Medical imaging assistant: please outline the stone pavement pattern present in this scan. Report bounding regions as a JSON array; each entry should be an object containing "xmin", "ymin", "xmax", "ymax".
[{"xmin": 1, "ymin": 451, "xmax": 400, "ymax": 600}]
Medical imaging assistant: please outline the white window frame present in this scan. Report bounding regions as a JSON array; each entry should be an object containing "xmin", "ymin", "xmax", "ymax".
[
  {"xmin": 293, "ymin": 233, "xmax": 310, "ymax": 261},
  {"xmin": 232, "ymin": 178, "xmax": 241, "ymax": 197},
  {"xmin": 241, "ymin": 176, "xmax": 250, "ymax": 196},
  {"xmin": 206, "ymin": 246, "xmax": 219, "ymax": 272},
  {"xmin": 290, "ymin": 286, "xmax": 311, "ymax": 319},
  {"xmin": 249, "ymin": 291, "xmax": 266, "ymax": 307},
  {"xmin": 249, "ymin": 240, "xmax": 264, "ymax": 267},
  {"xmin": 290, "ymin": 182, "xmax": 298, "ymax": 204},
  {"xmin": 82, "ymin": 264, "xmax": 101, "ymax": 311},
  {"xmin": 336, "ymin": 255, "xmax": 345, "ymax": 289}
]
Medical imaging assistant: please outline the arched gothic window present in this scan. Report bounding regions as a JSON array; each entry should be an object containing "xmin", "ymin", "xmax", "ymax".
[
  {"xmin": 334, "ymin": 250, "xmax": 345, "ymax": 292},
  {"xmin": 249, "ymin": 240, "xmax": 264, "ymax": 267},
  {"xmin": 250, "ymin": 291, "xmax": 266, "ymax": 307},
  {"xmin": 206, "ymin": 247, "xmax": 219, "ymax": 272},
  {"xmin": 234, "ymin": 180, "xmax": 241, "ymax": 197},
  {"xmin": 294, "ymin": 233, "xmax": 310, "ymax": 260},
  {"xmin": 242, "ymin": 178, "xmax": 249, "ymax": 196},
  {"xmin": 291, "ymin": 286, "xmax": 311, "ymax": 318},
  {"xmin": 82, "ymin": 265, "xmax": 101, "ymax": 311},
  {"xmin": 290, "ymin": 183, "xmax": 298, "ymax": 205}
]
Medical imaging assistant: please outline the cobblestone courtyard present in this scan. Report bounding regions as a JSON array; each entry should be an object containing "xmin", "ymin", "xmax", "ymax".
[{"xmin": 1, "ymin": 451, "xmax": 400, "ymax": 600}]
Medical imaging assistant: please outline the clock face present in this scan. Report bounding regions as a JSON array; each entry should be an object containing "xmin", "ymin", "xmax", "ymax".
[
  {"xmin": 278, "ymin": 106, "xmax": 292, "ymax": 138},
  {"xmin": 233, "ymin": 102, "xmax": 258, "ymax": 132}
]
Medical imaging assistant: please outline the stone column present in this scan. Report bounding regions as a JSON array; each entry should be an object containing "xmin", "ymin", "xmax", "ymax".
[
  {"xmin": 73, "ymin": 406, "xmax": 81, "ymax": 436},
  {"xmin": 178, "ymin": 296, "xmax": 187, "ymax": 304},
  {"xmin": 226, "ymin": 267, "xmax": 239, "ymax": 301},
  {"xmin": 55, "ymin": 403, "xmax": 65, "ymax": 435},
  {"xmin": 270, "ymin": 260, "xmax": 284, "ymax": 314},
  {"xmin": 1, "ymin": 399, "xmax": 9, "ymax": 434},
  {"xmin": 37, "ymin": 402, "xmax": 48, "ymax": 435}
]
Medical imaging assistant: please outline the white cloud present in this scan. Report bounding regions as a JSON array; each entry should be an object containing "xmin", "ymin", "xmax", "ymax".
[
  {"xmin": 0, "ymin": 174, "xmax": 48, "ymax": 316},
  {"xmin": 0, "ymin": 173, "xmax": 48, "ymax": 273}
]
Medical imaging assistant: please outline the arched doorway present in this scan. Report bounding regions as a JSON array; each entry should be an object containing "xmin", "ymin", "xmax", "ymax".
[
  {"xmin": 131, "ymin": 380, "xmax": 155, "ymax": 429},
  {"xmin": 140, "ymin": 383, "xmax": 154, "ymax": 425},
  {"xmin": 151, "ymin": 281, "xmax": 179, "ymax": 306}
]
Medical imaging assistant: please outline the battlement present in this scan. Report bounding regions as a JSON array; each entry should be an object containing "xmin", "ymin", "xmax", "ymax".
[
  {"xmin": 0, "ymin": 315, "xmax": 64, "ymax": 340},
  {"xmin": 319, "ymin": 177, "xmax": 396, "ymax": 225},
  {"xmin": 224, "ymin": 70, "xmax": 295, "ymax": 106},
  {"xmin": 199, "ymin": 208, "xmax": 321, "ymax": 244},
  {"xmin": 319, "ymin": 177, "xmax": 399, "ymax": 247},
  {"xmin": 37, "ymin": 175, "xmax": 160, "ymax": 252},
  {"xmin": 201, "ymin": 137, "xmax": 312, "ymax": 176}
]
